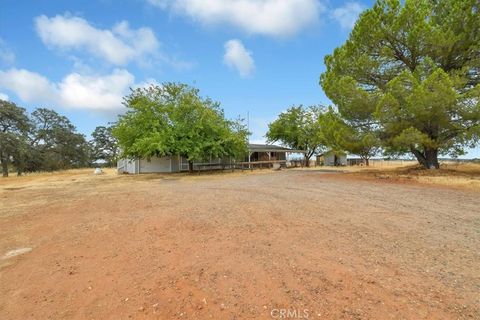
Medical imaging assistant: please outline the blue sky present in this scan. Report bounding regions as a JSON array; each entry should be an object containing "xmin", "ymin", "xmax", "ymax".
[{"xmin": 1, "ymin": 0, "xmax": 479, "ymax": 158}]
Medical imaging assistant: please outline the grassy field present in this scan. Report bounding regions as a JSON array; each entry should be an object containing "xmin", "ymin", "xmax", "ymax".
[{"xmin": 0, "ymin": 166, "xmax": 479, "ymax": 319}]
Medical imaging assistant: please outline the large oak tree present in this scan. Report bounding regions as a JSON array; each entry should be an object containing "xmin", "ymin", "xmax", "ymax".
[
  {"xmin": 90, "ymin": 126, "xmax": 118, "ymax": 167},
  {"xmin": 0, "ymin": 100, "xmax": 30, "ymax": 177},
  {"xmin": 29, "ymin": 108, "xmax": 91, "ymax": 171}
]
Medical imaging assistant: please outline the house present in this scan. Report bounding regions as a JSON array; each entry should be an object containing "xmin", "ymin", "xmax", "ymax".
[
  {"xmin": 117, "ymin": 144, "xmax": 301, "ymax": 174},
  {"xmin": 316, "ymin": 150, "xmax": 347, "ymax": 166},
  {"xmin": 246, "ymin": 144, "xmax": 305, "ymax": 162}
]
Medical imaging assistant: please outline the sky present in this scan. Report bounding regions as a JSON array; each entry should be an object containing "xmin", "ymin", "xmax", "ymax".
[{"xmin": 0, "ymin": 0, "xmax": 479, "ymax": 158}]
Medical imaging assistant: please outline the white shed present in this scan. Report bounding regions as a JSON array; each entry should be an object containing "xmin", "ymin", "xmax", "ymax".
[
  {"xmin": 117, "ymin": 155, "xmax": 225, "ymax": 174},
  {"xmin": 118, "ymin": 155, "xmax": 181, "ymax": 174},
  {"xmin": 317, "ymin": 150, "xmax": 347, "ymax": 166}
]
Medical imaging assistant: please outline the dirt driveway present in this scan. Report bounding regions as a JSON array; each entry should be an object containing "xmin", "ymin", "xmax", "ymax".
[{"xmin": 0, "ymin": 169, "xmax": 479, "ymax": 319}]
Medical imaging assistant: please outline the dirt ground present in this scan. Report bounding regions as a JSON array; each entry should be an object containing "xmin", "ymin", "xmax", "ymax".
[{"xmin": 0, "ymin": 168, "xmax": 479, "ymax": 319}]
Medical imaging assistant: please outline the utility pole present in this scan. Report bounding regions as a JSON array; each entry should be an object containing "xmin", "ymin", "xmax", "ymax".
[
  {"xmin": 247, "ymin": 111, "xmax": 250, "ymax": 143},
  {"xmin": 247, "ymin": 111, "xmax": 251, "ymax": 169}
]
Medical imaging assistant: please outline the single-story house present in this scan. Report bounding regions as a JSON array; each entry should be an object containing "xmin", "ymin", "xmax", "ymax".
[
  {"xmin": 118, "ymin": 144, "xmax": 301, "ymax": 174},
  {"xmin": 316, "ymin": 150, "xmax": 347, "ymax": 166},
  {"xmin": 246, "ymin": 144, "xmax": 305, "ymax": 162}
]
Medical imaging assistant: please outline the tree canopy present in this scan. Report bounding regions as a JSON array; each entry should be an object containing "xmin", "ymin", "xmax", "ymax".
[
  {"xmin": 112, "ymin": 83, "xmax": 249, "ymax": 171},
  {"xmin": 0, "ymin": 102, "xmax": 91, "ymax": 176},
  {"xmin": 90, "ymin": 126, "xmax": 118, "ymax": 167},
  {"xmin": 266, "ymin": 105, "xmax": 326, "ymax": 166},
  {"xmin": 318, "ymin": 107, "xmax": 381, "ymax": 165},
  {"xmin": 28, "ymin": 108, "xmax": 91, "ymax": 171},
  {"xmin": 321, "ymin": 0, "xmax": 480, "ymax": 168},
  {"xmin": 0, "ymin": 100, "xmax": 30, "ymax": 177}
]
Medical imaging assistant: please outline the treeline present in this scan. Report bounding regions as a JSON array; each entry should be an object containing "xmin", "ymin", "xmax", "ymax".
[
  {"xmin": 266, "ymin": 105, "xmax": 380, "ymax": 167},
  {"xmin": 0, "ymin": 100, "xmax": 118, "ymax": 177}
]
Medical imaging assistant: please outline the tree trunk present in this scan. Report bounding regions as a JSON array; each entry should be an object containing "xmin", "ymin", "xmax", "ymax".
[
  {"xmin": 360, "ymin": 154, "xmax": 370, "ymax": 166},
  {"xmin": 188, "ymin": 161, "xmax": 194, "ymax": 173},
  {"xmin": 425, "ymin": 148, "xmax": 439, "ymax": 169},
  {"xmin": 16, "ymin": 162, "xmax": 23, "ymax": 176},
  {"xmin": 1, "ymin": 158, "xmax": 8, "ymax": 177},
  {"xmin": 411, "ymin": 148, "xmax": 439, "ymax": 169},
  {"xmin": 304, "ymin": 154, "xmax": 310, "ymax": 167}
]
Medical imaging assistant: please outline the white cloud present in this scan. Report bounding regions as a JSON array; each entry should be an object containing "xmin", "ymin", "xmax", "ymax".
[
  {"xmin": 0, "ymin": 69, "xmax": 57, "ymax": 103},
  {"xmin": 58, "ymin": 70, "xmax": 135, "ymax": 110},
  {"xmin": 223, "ymin": 40, "xmax": 255, "ymax": 78},
  {"xmin": 0, "ymin": 92, "xmax": 9, "ymax": 101},
  {"xmin": 35, "ymin": 14, "xmax": 160, "ymax": 66},
  {"xmin": 0, "ymin": 39, "xmax": 15, "ymax": 65},
  {"xmin": 147, "ymin": 0, "xmax": 325, "ymax": 37},
  {"xmin": 0, "ymin": 68, "xmax": 140, "ymax": 112},
  {"xmin": 331, "ymin": 2, "xmax": 365, "ymax": 29}
]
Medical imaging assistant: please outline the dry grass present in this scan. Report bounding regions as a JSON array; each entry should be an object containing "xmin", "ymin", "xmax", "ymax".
[
  {"xmin": 2, "ymin": 162, "xmax": 479, "ymax": 192},
  {"xmin": 293, "ymin": 162, "xmax": 480, "ymax": 191},
  {"xmin": 0, "ymin": 168, "xmax": 116, "ymax": 189},
  {"xmin": 404, "ymin": 163, "xmax": 480, "ymax": 190},
  {"xmin": 0, "ymin": 166, "xmax": 276, "ymax": 191},
  {"xmin": 333, "ymin": 162, "xmax": 480, "ymax": 191}
]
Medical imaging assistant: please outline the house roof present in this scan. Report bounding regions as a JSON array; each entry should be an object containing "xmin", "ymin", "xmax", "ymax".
[{"xmin": 248, "ymin": 144, "xmax": 304, "ymax": 153}]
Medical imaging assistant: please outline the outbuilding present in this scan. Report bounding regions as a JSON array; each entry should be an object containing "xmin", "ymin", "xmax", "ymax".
[{"xmin": 316, "ymin": 150, "xmax": 347, "ymax": 166}]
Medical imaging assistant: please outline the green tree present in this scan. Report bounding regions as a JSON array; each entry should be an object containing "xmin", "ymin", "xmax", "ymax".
[
  {"xmin": 321, "ymin": 0, "xmax": 480, "ymax": 169},
  {"xmin": 0, "ymin": 100, "xmax": 30, "ymax": 177},
  {"xmin": 266, "ymin": 105, "xmax": 326, "ymax": 166},
  {"xmin": 113, "ymin": 83, "xmax": 249, "ymax": 172},
  {"xmin": 319, "ymin": 108, "xmax": 381, "ymax": 166},
  {"xmin": 90, "ymin": 126, "xmax": 118, "ymax": 167},
  {"xmin": 29, "ymin": 108, "xmax": 91, "ymax": 171}
]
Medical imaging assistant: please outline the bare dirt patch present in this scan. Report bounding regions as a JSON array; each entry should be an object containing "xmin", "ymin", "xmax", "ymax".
[{"xmin": 0, "ymin": 169, "xmax": 479, "ymax": 319}]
